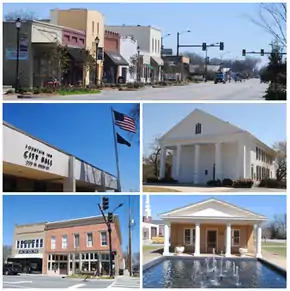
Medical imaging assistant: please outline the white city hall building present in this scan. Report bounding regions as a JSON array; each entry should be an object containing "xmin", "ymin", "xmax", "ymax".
[
  {"xmin": 3, "ymin": 122, "xmax": 117, "ymax": 192},
  {"xmin": 159, "ymin": 109, "xmax": 278, "ymax": 184}
]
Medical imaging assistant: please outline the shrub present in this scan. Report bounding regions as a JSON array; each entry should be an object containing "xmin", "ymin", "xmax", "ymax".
[
  {"xmin": 222, "ymin": 178, "xmax": 233, "ymax": 187},
  {"xmin": 258, "ymin": 179, "xmax": 286, "ymax": 189},
  {"xmin": 207, "ymin": 179, "xmax": 221, "ymax": 187},
  {"xmin": 146, "ymin": 177, "xmax": 178, "ymax": 184},
  {"xmin": 232, "ymin": 179, "xmax": 253, "ymax": 188}
]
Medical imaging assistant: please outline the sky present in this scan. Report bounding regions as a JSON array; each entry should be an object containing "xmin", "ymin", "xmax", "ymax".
[
  {"xmin": 3, "ymin": 195, "xmax": 140, "ymax": 254},
  {"xmin": 3, "ymin": 103, "xmax": 140, "ymax": 191},
  {"xmin": 3, "ymin": 2, "xmax": 284, "ymax": 67},
  {"xmin": 142, "ymin": 194, "xmax": 287, "ymax": 221},
  {"xmin": 143, "ymin": 103, "xmax": 286, "ymax": 154}
]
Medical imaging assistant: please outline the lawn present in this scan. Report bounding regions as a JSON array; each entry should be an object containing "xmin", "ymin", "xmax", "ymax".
[
  {"xmin": 262, "ymin": 242, "xmax": 287, "ymax": 257},
  {"xmin": 143, "ymin": 245, "xmax": 163, "ymax": 252},
  {"xmin": 143, "ymin": 186, "xmax": 180, "ymax": 192}
]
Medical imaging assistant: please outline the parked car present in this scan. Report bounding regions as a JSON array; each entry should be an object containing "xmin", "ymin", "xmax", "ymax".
[
  {"xmin": 132, "ymin": 264, "xmax": 140, "ymax": 276},
  {"xmin": 3, "ymin": 263, "xmax": 20, "ymax": 275},
  {"xmin": 214, "ymin": 72, "xmax": 226, "ymax": 84}
]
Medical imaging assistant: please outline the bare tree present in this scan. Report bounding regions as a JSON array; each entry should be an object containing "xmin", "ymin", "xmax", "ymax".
[
  {"xmin": 129, "ymin": 104, "xmax": 140, "ymax": 144},
  {"xmin": 128, "ymin": 54, "xmax": 138, "ymax": 77},
  {"xmin": 4, "ymin": 10, "xmax": 37, "ymax": 21},
  {"xmin": 3, "ymin": 245, "xmax": 12, "ymax": 263},
  {"xmin": 273, "ymin": 141, "xmax": 286, "ymax": 181},
  {"xmin": 248, "ymin": 3, "xmax": 286, "ymax": 48},
  {"xmin": 275, "ymin": 214, "xmax": 286, "ymax": 236}
]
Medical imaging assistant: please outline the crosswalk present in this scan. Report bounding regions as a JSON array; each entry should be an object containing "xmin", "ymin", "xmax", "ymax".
[{"xmin": 108, "ymin": 276, "xmax": 140, "ymax": 289}]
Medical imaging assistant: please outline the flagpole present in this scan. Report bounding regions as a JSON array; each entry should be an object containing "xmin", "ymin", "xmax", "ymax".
[{"xmin": 111, "ymin": 107, "xmax": 122, "ymax": 192}]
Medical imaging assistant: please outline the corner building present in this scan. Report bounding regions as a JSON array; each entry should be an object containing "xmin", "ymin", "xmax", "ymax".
[{"xmin": 43, "ymin": 216, "xmax": 123, "ymax": 276}]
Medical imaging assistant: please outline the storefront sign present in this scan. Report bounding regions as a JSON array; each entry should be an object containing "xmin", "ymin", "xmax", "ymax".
[
  {"xmin": 23, "ymin": 144, "xmax": 53, "ymax": 171},
  {"xmin": 19, "ymin": 249, "xmax": 39, "ymax": 254},
  {"xmin": 5, "ymin": 34, "xmax": 29, "ymax": 60}
]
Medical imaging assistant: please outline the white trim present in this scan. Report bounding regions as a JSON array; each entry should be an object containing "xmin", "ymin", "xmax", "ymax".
[
  {"xmin": 51, "ymin": 236, "xmax": 56, "ymax": 250},
  {"xmin": 205, "ymin": 228, "xmax": 218, "ymax": 253},
  {"xmin": 100, "ymin": 231, "xmax": 108, "ymax": 247},
  {"xmin": 62, "ymin": 235, "xmax": 67, "ymax": 249},
  {"xmin": 232, "ymin": 229, "xmax": 240, "ymax": 247},
  {"xmin": 86, "ymin": 232, "xmax": 93, "ymax": 248},
  {"xmin": 183, "ymin": 227, "xmax": 195, "ymax": 246}
]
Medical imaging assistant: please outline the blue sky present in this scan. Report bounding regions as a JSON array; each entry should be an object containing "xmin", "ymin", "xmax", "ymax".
[
  {"xmin": 143, "ymin": 103, "xmax": 286, "ymax": 154},
  {"xmin": 3, "ymin": 103, "xmax": 140, "ymax": 192},
  {"xmin": 3, "ymin": 195, "xmax": 140, "ymax": 254},
  {"xmin": 3, "ymin": 2, "xmax": 284, "ymax": 67},
  {"xmin": 142, "ymin": 195, "xmax": 287, "ymax": 221}
]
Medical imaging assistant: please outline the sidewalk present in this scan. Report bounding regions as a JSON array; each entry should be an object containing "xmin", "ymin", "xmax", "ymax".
[{"xmin": 261, "ymin": 249, "xmax": 287, "ymax": 270}]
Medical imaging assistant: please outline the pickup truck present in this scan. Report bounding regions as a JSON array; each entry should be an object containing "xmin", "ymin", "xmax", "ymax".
[{"xmin": 214, "ymin": 72, "xmax": 226, "ymax": 84}]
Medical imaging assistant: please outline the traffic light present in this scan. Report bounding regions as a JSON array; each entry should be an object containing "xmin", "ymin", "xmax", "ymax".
[
  {"xmin": 219, "ymin": 42, "xmax": 224, "ymax": 51},
  {"xmin": 261, "ymin": 49, "xmax": 264, "ymax": 56},
  {"xmin": 108, "ymin": 212, "xmax": 114, "ymax": 223},
  {"xmin": 242, "ymin": 49, "xmax": 246, "ymax": 56},
  {"xmin": 112, "ymin": 251, "xmax": 116, "ymax": 256},
  {"xmin": 202, "ymin": 42, "xmax": 207, "ymax": 51},
  {"xmin": 102, "ymin": 197, "xmax": 109, "ymax": 210}
]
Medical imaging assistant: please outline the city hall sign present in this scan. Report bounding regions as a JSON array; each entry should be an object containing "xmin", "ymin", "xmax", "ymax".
[
  {"xmin": 23, "ymin": 144, "xmax": 53, "ymax": 171},
  {"xmin": 19, "ymin": 249, "xmax": 39, "ymax": 254}
]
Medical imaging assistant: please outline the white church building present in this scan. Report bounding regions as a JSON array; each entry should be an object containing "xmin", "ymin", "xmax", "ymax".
[{"xmin": 159, "ymin": 109, "xmax": 278, "ymax": 185}]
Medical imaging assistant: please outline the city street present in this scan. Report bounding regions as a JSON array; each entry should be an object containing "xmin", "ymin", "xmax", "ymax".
[
  {"xmin": 3, "ymin": 275, "xmax": 114, "ymax": 289},
  {"xmin": 3, "ymin": 79, "xmax": 268, "ymax": 101}
]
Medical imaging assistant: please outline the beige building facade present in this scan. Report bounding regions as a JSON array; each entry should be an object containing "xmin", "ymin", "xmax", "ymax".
[
  {"xmin": 50, "ymin": 8, "xmax": 105, "ymax": 84},
  {"xmin": 159, "ymin": 198, "xmax": 267, "ymax": 258}
]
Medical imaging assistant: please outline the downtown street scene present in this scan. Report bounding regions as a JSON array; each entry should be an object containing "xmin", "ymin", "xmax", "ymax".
[
  {"xmin": 3, "ymin": 195, "xmax": 140, "ymax": 289},
  {"xmin": 2, "ymin": 2, "xmax": 286, "ymax": 101}
]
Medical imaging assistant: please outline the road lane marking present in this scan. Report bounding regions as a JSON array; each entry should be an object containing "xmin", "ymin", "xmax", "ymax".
[
  {"xmin": 3, "ymin": 281, "xmax": 32, "ymax": 284},
  {"xmin": 68, "ymin": 284, "xmax": 87, "ymax": 288},
  {"xmin": 3, "ymin": 283, "xmax": 30, "ymax": 288}
]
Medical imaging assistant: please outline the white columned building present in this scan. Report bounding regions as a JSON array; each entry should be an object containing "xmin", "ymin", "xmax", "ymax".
[
  {"xmin": 158, "ymin": 109, "xmax": 278, "ymax": 184},
  {"xmin": 158, "ymin": 198, "xmax": 267, "ymax": 257}
]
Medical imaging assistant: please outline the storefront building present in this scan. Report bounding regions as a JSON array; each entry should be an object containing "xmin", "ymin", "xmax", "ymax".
[
  {"xmin": 43, "ymin": 216, "xmax": 123, "ymax": 276},
  {"xmin": 9, "ymin": 222, "xmax": 46, "ymax": 273},
  {"xmin": 3, "ymin": 122, "xmax": 118, "ymax": 192}
]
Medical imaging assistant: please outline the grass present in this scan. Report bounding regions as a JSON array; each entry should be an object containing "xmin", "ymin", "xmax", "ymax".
[
  {"xmin": 262, "ymin": 242, "xmax": 287, "ymax": 257},
  {"xmin": 58, "ymin": 89, "xmax": 101, "ymax": 95},
  {"xmin": 143, "ymin": 245, "xmax": 163, "ymax": 252},
  {"xmin": 143, "ymin": 186, "xmax": 180, "ymax": 192}
]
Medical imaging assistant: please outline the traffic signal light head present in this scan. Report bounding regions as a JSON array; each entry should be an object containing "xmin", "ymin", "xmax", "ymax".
[
  {"xmin": 102, "ymin": 197, "xmax": 109, "ymax": 211},
  {"xmin": 202, "ymin": 42, "xmax": 207, "ymax": 51},
  {"xmin": 242, "ymin": 49, "xmax": 246, "ymax": 56},
  {"xmin": 108, "ymin": 212, "xmax": 114, "ymax": 223},
  {"xmin": 261, "ymin": 49, "xmax": 264, "ymax": 56},
  {"xmin": 219, "ymin": 42, "xmax": 224, "ymax": 51}
]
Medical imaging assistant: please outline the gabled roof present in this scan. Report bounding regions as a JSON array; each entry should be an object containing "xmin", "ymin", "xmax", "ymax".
[
  {"xmin": 159, "ymin": 198, "xmax": 267, "ymax": 221},
  {"xmin": 159, "ymin": 109, "xmax": 276, "ymax": 154}
]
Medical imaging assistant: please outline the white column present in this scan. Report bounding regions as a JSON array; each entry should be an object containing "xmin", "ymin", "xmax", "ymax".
[
  {"xmin": 194, "ymin": 223, "xmax": 200, "ymax": 256},
  {"xmin": 171, "ymin": 149, "xmax": 176, "ymax": 179},
  {"xmin": 63, "ymin": 156, "xmax": 76, "ymax": 192},
  {"xmin": 225, "ymin": 223, "xmax": 231, "ymax": 257},
  {"xmin": 148, "ymin": 226, "xmax": 152, "ymax": 240},
  {"xmin": 256, "ymin": 224, "xmax": 262, "ymax": 258},
  {"xmin": 194, "ymin": 145, "xmax": 200, "ymax": 184},
  {"xmin": 215, "ymin": 143, "xmax": 222, "ymax": 180},
  {"xmin": 163, "ymin": 222, "xmax": 170, "ymax": 255},
  {"xmin": 237, "ymin": 142, "xmax": 246, "ymax": 179},
  {"xmin": 159, "ymin": 146, "xmax": 166, "ymax": 179},
  {"xmin": 175, "ymin": 145, "xmax": 181, "ymax": 180}
]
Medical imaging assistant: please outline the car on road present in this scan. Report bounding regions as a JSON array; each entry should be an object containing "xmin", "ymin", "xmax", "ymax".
[
  {"xmin": 132, "ymin": 264, "xmax": 140, "ymax": 276},
  {"xmin": 214, "ymin": 72, "xmax": 226, "ymax": 84},
  {"xmin": 3, "ymin": 263, "xmax": 20, "ymax": 275}
]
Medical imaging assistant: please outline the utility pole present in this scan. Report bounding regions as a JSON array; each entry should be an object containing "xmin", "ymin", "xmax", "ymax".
[{"xmin": 128, "ymin": 195, "xmax": 132, "ymax": 276}]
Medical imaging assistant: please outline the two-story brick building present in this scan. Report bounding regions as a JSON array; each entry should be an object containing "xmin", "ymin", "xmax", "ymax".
[
  {"xmin": 103, "ymin": 30, "xmax": 129, "ymax": 84},
  {"xmin": 9, "ymin": 216, "xmax": 123, "ymax": 276}
]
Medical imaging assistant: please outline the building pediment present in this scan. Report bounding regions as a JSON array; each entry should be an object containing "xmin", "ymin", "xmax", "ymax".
[
  {"xmin": 160, "ymin": 198, "xmax": 267, "ymax": 221},
  {"xmin": 159, "ymin": 109, "xmax": 244, "ymax": 143}
]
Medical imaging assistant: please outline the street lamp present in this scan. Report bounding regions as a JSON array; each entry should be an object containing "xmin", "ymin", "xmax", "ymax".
[
  {"xmin": 177, "ymin": 29, "xmax": 191, "ymax": 56},
  {"xmin": 161, "ymin": 33, "xmax": 171, "ymax": 81},
  {"xmin": 137, "ymin": 46, "xmax": 140, "ymax": 82},
  {"xmin": 95, "ymin": 36, "xmax": 99, "ymax": 85},
  {"xmin": 15, "ymin": 18, "xmax": 21, "ymax": 93}
]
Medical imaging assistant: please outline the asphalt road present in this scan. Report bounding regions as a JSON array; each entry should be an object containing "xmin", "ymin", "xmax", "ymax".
[
  {"xmin": 3, "ymin": 275, "xmax": 114, "ymax": 289},
  {"xmin": 3, "ymin": 79, "xmax": 268, "ymax": 101}
]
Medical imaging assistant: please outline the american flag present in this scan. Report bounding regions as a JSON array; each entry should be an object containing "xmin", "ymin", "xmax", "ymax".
[{"xmin": 113, "ymin": 110, "xmax": 136, "ymax": 133}]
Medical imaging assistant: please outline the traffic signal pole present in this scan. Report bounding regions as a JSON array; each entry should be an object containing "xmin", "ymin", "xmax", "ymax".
[{"xmin": 108, "ymin": 223, "xmax": 113, "ymax": 277}]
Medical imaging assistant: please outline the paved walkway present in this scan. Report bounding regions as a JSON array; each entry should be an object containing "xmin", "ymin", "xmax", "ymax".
[{"xmin": 262, "ymin": 249, "xmax": 287, "ymax": 270}]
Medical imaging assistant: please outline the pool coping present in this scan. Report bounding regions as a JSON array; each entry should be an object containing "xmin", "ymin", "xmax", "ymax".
[{"xmin": 143, "ymin": 255, "xmax": 287, "ymax": 278}]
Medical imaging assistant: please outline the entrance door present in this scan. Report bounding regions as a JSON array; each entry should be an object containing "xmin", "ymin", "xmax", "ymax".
[{"xmin": 207, "ymin": 230, "xmax": 217, "ymax": 253}]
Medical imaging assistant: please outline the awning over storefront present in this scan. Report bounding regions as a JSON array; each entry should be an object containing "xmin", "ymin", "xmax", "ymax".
[
  {"xmin": 151, "ymin": 56, "xmax": 164, "ymax": 66},
  {"xmin": 105, "ymin": 51, "xmax": 129, "ymax": 66},
  {"xmin": 144, "ymin": 64, "xmax": 154, "ymax": 70}
]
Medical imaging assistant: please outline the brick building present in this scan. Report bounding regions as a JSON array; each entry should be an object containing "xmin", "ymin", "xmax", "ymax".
[
  {"xmin": 103, "ymin": 30, "xmax": 129, "ymax": 83},
  {"xmin": 43, "ymin": 216, "xmax": 123, "ymax": 276}
]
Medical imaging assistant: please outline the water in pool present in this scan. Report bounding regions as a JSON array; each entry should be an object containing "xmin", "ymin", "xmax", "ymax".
[{"xmin": 143, "ymin": 257, "xmax": 286, "ymax": 288}]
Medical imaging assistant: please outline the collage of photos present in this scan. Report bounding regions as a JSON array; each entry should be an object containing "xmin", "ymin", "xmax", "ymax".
[{"xmin": 1, "ymin": 1, "xmax": 288, "ymax": 291}]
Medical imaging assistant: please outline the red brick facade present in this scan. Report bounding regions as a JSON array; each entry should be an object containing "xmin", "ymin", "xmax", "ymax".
[
  {"xmin": 104, "ymin": 30, "xmax": 120, "ymax": 52},
  {"xmin": 43, "ymin": 216, "xmax": 123, "ymax": 275}
]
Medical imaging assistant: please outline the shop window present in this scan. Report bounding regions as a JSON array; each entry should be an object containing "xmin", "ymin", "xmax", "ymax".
[
  {"xmin": 82, "ymin": 253, "xmax": 85, "ymax": 260},
  {"xmin": 36, "ymin": 239, "xmax": 39, "ymax": 248},
  {"xmin": 94, "ymin": 253, "xmax": 98, "ymax": 260},
  {"xmin": 40, "ymin": 239, "xmax": 43, "ymax": 248},
  {"xmin": 17, "ymin": 241, "xmax": 20, "ymax": 249},
  {"xmin": 90, "ymin": 253, "xmax": 94, "ymax": 260}
]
